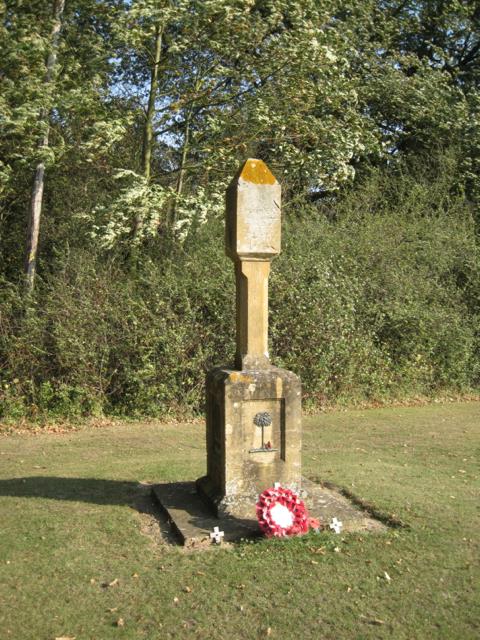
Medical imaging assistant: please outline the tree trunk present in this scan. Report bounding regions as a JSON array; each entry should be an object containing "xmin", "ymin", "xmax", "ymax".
[
  {"xmin": 25, "ymin": 0, "xmax": 65, "ymax": 291},
  {"xmin": 141, "ymin": 24, "xmax": 163, "ymax": 182},
  {"xmin": 171, "ymin": 108, "xmax": 192, "ymax": 230},
  {"xmin": 133, "ymin": 23, "xmax": 163, "ymax": 241}
]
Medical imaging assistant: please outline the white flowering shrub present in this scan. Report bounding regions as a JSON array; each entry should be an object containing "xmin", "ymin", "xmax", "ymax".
[{"xmin": 92, "ymin": 170, "xmax": 227, "ymax": 247}]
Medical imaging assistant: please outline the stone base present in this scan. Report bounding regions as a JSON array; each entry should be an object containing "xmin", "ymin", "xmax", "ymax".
[
  {"xmin": 195, "ymin": 473, "xmax": 300, "ymax": 519},
  {"xmin": 152, "ymin": 481, "xmax": 257, "ymax": 548},
  {"xmin": 152, "ymin": 478, "xmax": 386, "ymax": 548},
  {"xmin": 204, "ymin": 366, "xmax": 302, "ymax": 506},
  {"xmin": 195, "ymin": 473, "xmax": 298, "ymax": 519}
]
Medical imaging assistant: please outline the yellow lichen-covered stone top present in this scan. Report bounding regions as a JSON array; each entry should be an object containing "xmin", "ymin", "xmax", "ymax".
[
  {"xmin": 238, "ymin": 159, "xmax": 277, "ymax": 185},
  {"xmin": 226, "ymin": 157, "xmax": 281, "ymax": 260}
]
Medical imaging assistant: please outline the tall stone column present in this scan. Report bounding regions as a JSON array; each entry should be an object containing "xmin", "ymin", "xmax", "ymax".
[
  {"xmin": 225, "ymin": 158, "xmax": 281, "ymax": 369},
  {"xmin": 197, "ymin": 159, "xmax": 302, "ymax": 516},
  {"xmin": 234, "ymin": 259, "xmax": 271, "ymax": 370}
]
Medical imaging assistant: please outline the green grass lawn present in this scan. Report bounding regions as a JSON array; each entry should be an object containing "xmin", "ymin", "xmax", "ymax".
[{"xmin": 0, "ymin": 403, "xmax": 479, "ymax": 639}]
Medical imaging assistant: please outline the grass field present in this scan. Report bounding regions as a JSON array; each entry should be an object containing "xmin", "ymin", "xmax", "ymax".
[{"xmin": 0, "ymin": 403, "xmax": 478, "ymax": 639}]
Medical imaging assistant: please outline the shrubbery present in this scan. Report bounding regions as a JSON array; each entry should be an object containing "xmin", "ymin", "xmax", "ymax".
[
  {"xmin": 272, "ymin": 164, "xmax": 480, "ymax": 407},
  {"xmin": 0, "ymin": 164, "xmax": 479, "ymax": 422}
]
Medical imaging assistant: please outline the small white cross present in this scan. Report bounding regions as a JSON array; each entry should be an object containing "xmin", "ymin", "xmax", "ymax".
[
  {"xmin": 210, "ymin": 526, "xmax": 224, "ymax": 544},
  {"xmin": 329, "ymin": 517, "xmax": 343, "ymax": 534}
]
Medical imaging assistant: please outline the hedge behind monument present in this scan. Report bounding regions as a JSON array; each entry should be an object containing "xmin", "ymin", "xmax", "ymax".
[{"xmin": 0, "ymin": 165, "xmax": 479, "ymax": 421}]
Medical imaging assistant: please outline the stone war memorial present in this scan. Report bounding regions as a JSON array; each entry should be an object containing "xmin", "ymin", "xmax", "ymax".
[
  {"xmin": 197, "ymin": 158, "xmax": 302, "ymax": 514},
  {"xmin": 153, "ymin": 159, "xmax": 383, "ymax": 546}
]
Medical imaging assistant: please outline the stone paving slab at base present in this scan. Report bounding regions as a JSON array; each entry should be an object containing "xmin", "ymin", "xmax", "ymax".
[{"xmin": 152, "ymin": 478, "xmax": 386, "ymax": 548}]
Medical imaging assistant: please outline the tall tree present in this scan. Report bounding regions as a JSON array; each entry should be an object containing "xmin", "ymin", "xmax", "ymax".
[
  {"xmin": 25, "ymin": 0, "xmax": 65, "ymax": 290},
  {"xmin": 1, "ymin": 0, "xmax": 129, "ymax": 277},
  {"xmin": 98, "ymin": 0, "xmax": 377, "ymax": 246},
  {"xmin": 142, "ymin": 23, "xmax": 163, "ymax": 182}
]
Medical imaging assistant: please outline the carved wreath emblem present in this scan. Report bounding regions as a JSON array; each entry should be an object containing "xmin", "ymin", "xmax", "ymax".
[{"xmin": 253, "ymin": 411, "xmax": 272, "ymax": 427}]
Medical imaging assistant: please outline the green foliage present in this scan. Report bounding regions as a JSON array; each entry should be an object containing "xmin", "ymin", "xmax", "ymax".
[
  {"xmin": 1, "ymin": 164, "xmax": 478, "ymax": 421},
  {"xmin": 0, "ymin": 227, "xmax": 235, "ymax": 420},
  {"xmin": 1, "ymin": 1, "xmax": 480, "ymax": 420},
  {"xmin": 272, "ymin": 162, "xmax": 480, "ymax": 406}
]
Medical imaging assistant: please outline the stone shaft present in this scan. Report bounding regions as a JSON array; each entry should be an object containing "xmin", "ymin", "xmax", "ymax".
[
  {"xmin": 226, "ymin": 158, "xmax": 281, "ymax": 370},
  {"xmin": 235, "ymin": 259, "xmax": 270, "ymax": 369}
]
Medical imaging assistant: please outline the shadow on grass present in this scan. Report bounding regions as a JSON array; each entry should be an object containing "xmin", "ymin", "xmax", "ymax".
[
  {"xmin": 0, "ymin": 476, "xmax": 143, "ymax": 505},
  {"xmin": 0, "ymin": 477, "xmax": 256, "ymax": 544},
  {"xmin": 0, "ymin": 476, "xmax": 186, "ymax": 544}
]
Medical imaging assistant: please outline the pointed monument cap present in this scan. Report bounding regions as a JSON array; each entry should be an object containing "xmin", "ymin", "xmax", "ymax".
[
  {"xmin": 235, "ymin": 158, "xmax": 277, "ymax": 185},
  {"xmin": 226, "ymin": 159, "xmax": 281, "ymax": 260}
]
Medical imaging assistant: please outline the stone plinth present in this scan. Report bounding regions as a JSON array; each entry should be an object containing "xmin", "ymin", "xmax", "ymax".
[
  {"xmin": 196, "ymin": 366, "xmax": 301, "ymax": 516},
  {"xmin": 152, "ymin": 478, "xmax": 386, "ymax": 548}
]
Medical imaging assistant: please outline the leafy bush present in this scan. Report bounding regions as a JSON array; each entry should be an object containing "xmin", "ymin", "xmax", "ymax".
[{"xmin": 0, "ymin": 164, "xmax": 479, "ymax": 422}]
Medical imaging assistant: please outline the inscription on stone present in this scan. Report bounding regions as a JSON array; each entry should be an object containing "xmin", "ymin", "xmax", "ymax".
[
  {"xmin": 236, "ymin": 189, "xmax": 281, "ymax": 256},
  {"xmin": 226, "ymin": 158, "xmax": 281, "ymax": 260}
]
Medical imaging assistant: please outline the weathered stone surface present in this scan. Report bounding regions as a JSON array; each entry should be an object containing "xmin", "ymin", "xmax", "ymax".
[
  {"xmin": 197, "ymin": 366, "xmax": 302, "ymax": 516},
  {"xmin": 226, "ymin": 158, "xmax": 281, "ymax": 261},
  {"xmin": 226, "ymin": 158, "xmax": 281, "ymax": 369},
  {"xmin": 234, "ymin": 259, "xmax": 271, "ymax": 370}
]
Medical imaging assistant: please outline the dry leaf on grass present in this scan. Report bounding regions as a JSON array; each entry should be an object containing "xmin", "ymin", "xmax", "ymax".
[
  {"xmin": 360, "ymin": 615, "xmax": 385, "ymax": 626},
  {"xmin": 102, "ymin": 578, "xmax": 119, "ymax": 588},
  {"xmin": 115, "ymin": 618, "xmax": 125, "ymax": 627},
  {"xmin": 310, "ymin": 546, "xmax": 326, "ymax": 555}
]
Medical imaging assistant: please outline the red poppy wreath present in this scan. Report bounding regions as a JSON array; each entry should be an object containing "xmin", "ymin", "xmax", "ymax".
[{"xmin": 256, "ymin": 485, "xmax": 320, "ymax": 538}]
